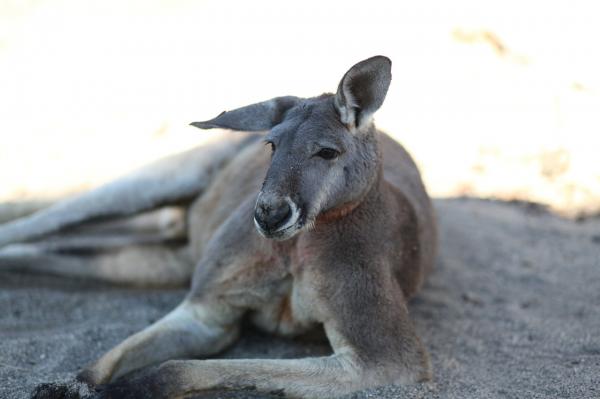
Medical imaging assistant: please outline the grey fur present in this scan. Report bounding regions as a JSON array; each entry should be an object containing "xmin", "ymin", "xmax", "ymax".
[
  {"xmin": 335, "ymin": 56, "xmax": 392, "ymax": 128},
  {"xmin": 191, "ymin": 96, "xmax": 301, "ymax": 131},
  {"xmin": 0, "ymin": 133, "xmax": 253, "ymax": 248},
  {"xmin": 17, "ymin": 56, "xmax": 437, "ymax": 398}
]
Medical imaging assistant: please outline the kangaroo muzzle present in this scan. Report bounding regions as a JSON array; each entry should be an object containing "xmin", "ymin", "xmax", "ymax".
[{"xmin": 254, "ymin": 194, "xmax": 300, "ymax": 239}]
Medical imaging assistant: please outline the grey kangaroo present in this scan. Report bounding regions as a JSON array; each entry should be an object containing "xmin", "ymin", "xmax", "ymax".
[{"xmin": 1, "ymin": 56, "xmax": 437, "ymax": 398}]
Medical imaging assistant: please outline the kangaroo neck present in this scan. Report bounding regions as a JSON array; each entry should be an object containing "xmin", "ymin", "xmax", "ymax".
[{"xmin": 315, "ymin": 160, "xmax": 384, "ymax": 226}]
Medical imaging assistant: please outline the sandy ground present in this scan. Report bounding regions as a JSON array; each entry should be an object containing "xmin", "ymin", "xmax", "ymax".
[{"xmin": 1, "ymin": 198, "xmax": 599, "ymax": 399}]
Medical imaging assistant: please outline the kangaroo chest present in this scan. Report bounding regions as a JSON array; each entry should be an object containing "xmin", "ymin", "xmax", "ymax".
[{"xmin": 249, "ymin": 243, "xmax": 327, "ymax": 338}]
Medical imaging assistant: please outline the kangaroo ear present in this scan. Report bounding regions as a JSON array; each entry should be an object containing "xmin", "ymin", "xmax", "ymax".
[
  {"xmin": 334, "ymin": 56, "xmax": 392, "ymax": 129},
  {"xmin": 191, "ymin": 96, "xmax": 301, "ymax": 131}
]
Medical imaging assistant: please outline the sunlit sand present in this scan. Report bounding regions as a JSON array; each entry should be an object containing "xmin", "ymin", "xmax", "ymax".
[{"xmin": 1, "ymin": 0, "xmax": 598, "ymax": 216}]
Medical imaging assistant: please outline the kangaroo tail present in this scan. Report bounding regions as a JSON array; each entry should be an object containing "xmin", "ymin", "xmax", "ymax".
[{"xmin": 0, "ymin": 132, "xmax": 259, "ymax": 248}]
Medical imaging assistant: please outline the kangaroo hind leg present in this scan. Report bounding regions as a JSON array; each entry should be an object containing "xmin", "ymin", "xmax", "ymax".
[
  {"xmin": 0, "ymin": 205, "xmax": 193, "ymax": 286},
  {"xmin": 42, "ymin": 205, "xmax": 188, "ymax": 250},
  {"xmin": 0, "ymin": 243, "xmax": 193, "ymax": 287}
]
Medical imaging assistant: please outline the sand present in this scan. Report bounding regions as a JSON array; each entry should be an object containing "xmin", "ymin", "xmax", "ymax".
[{"xmin": 1, "ymin": 198, "xmax": 599, "ymax": 398}]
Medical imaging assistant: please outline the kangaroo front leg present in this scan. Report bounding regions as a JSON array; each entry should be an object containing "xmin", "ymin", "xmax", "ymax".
[
  {"xmin": 95, "ymin": 353, "xmax": 371, "ymax": 399},
  {"xmin": 94, "ymin": 314, "xmax": 427, "ymax": 399},
  {"xmin": 78, "ymin": 300, "xmax": 241, "ymax": 386}
]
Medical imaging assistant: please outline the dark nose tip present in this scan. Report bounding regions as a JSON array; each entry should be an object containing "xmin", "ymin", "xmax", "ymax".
[{"xmin": 254, "ymin": 198, "xmax": 291, "ymax": 232}]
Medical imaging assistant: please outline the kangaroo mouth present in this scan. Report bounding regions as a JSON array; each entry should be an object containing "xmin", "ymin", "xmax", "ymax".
[{"xmin": 254, "ymin": 198, "xmax": 303, "ymax": 241}]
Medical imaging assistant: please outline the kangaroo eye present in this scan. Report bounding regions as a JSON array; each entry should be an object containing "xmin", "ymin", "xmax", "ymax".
[{"xmin": 316, "ymin": 148, "xmax": 339, "ymax": 160}]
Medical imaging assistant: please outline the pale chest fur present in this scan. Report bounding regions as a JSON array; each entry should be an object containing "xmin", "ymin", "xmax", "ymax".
[{"xmin": 250, "ymin": 238, "xmax": 327, "ymax": 337}]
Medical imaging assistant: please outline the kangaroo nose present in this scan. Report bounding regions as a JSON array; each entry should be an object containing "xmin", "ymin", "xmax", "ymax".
[{"xmin": 254, "ymin": 197, "xmax": 291, "ymax": 232}]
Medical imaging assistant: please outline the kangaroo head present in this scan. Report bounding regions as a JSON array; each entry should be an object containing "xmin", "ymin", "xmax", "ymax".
[{"xmin": 192, "ymin": 56, "xmax": 392, "ymax": 240}]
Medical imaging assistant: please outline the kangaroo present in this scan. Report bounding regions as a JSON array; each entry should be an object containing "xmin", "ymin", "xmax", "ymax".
[{"xmin": 2, "ymin": 56, "xmax": 437, "ymax": 398}]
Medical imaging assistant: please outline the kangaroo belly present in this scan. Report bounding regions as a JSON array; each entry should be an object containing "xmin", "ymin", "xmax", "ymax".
[
  {"xmin": 188, "ymin": 139, "xmax": 270, "ymax": 257},
  {"xmin": 250, "ymin": 277, "xmax": 322, "ymax": 338}
]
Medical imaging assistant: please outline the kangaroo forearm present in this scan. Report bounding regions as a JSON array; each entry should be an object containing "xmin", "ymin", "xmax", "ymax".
[{"xmin": 99, "ymin": 355, "xmax": 377, "ymax": 399}]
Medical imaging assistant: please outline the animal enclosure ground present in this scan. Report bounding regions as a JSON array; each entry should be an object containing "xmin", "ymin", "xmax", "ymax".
[{"xmin": 1, "ymin": 198, "xmax": 599, "ymax": 399}]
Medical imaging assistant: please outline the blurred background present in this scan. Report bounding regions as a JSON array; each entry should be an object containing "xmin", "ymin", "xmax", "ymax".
[{"xmin": 1, "ymin": 0, "xmax": 598, "ymax": 217}]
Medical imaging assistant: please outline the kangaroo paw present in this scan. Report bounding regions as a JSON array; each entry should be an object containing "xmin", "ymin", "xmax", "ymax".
[{"xmin": 30, "ymin": 380, "xmax": 93, "ymax": 399}]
